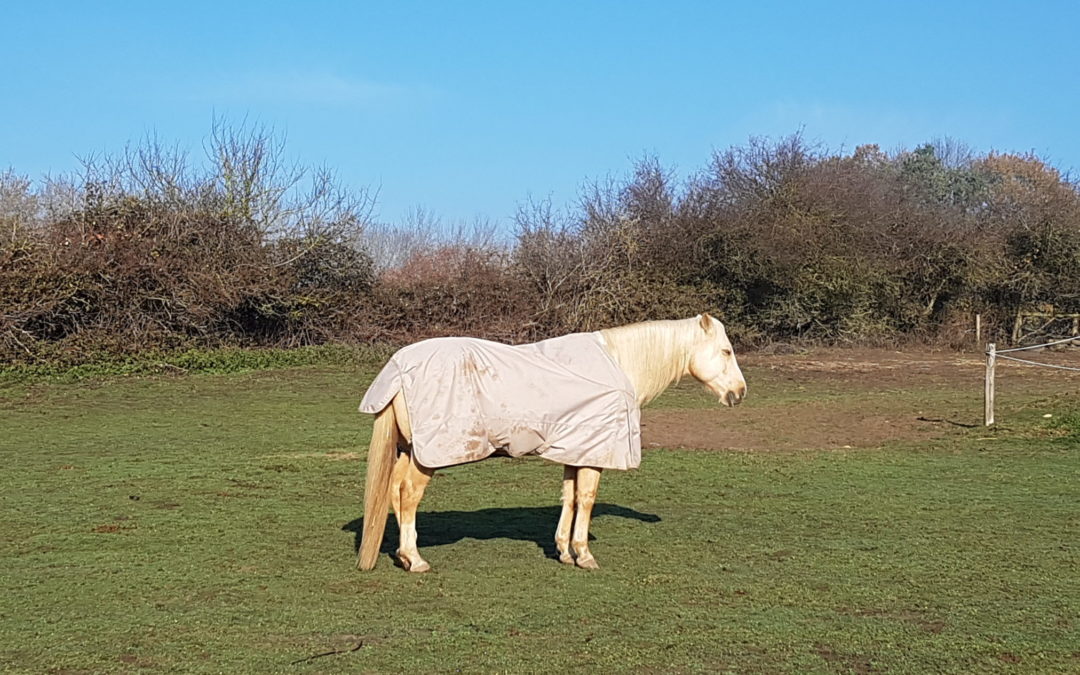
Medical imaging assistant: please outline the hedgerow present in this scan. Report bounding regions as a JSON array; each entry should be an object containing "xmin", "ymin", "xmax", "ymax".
[{"xmin": 3, "ymin": 128, "xmax": 1078, "ymax": 365}]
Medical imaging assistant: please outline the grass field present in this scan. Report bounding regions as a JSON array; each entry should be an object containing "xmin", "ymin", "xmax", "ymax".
[{"xmin": 1, "ymin": 352, "xmax": 1077, "ymax": 673}]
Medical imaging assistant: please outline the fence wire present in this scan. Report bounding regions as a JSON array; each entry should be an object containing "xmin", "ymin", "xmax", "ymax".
[
  {"xmin": 995, "ymin": 354, "xmax": 1080, "ymax": 372},
  {"xmin": 989, "ymin": 335, "xmax": 1080, "ymax": 372},
  {"xmin": 996, "ymin": 335, "xmax": 1080, "ymax": 353}
]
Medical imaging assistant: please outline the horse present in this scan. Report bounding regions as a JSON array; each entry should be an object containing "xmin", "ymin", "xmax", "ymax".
[{"xmin": 356, "ymin": 313, "xmax": 746, "ymax": 572}]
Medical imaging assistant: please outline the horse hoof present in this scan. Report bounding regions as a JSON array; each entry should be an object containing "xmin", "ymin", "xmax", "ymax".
[
  {"xmin": 558, "ymin": 552, "xmax": 575, "ymax": 565},
  {"xmin": 396, "ymin": 551, "xmax": 430, "ymax": 573},
  {"xmin": 575, "ymin": 555, "xmax": 599, "ymax": 570}
]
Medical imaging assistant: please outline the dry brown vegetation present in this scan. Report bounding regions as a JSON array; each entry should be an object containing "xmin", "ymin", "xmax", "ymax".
[{"xmin": 2, "ymin": 128, "xmax": 1079, "ymax": 365}]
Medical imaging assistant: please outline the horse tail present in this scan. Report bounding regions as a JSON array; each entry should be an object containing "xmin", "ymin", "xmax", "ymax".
[{"xmin": 357, "ymin": 403, "xmax": 398, "ymax": 570}]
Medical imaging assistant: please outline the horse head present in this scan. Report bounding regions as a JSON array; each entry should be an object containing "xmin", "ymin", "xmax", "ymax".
[{"xmin": 688, "ymin": 313, "xmax": 746, "ymax": 407}]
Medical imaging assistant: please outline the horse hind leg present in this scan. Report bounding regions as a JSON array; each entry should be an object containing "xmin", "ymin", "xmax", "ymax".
[
  {"xmin": 554, "ymin": 465, "xmax": 577, "ymax": 565},
  {"xmin": 571, "ymin": 467, "xmax": 602, "ymax": 569},
  {"xmin": 393, "ymin": 452, "xmax": 434, "ymax": 572}
]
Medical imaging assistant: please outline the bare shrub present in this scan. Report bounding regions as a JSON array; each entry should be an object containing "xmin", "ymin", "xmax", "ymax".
[
  {"xmin": 513, "ymin": 197, "xmax": 588, "ymax": 332},
  {"xmin": 0, "ymin": 123, "xmax": 375, "ymax": 363},
  {"xmin": 682, "ymin": 137, "xmax": 996, "ymax": 342},
  {"xmin": 364, "ymin": 207, "xmax": 505, "ymax": 275},
  {"xmin": 974, "ymin": 153, "xmax": 1080, "ymax": 336},
  {"xmin": 511, "ymin": 135, "xmax": 1077, "ymax": 346},
  {"xmin": 513, "ymin": 159, "xmax": 726, "ymax": 335},
  {"xmin": 371, "ymin": 243, "xmax": 534, "ymax": 343}
]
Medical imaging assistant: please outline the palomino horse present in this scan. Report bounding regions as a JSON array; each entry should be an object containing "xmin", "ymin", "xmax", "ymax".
[{"xmin": 357, "ymin": 314, "xmax": 746, "ymax": 572}]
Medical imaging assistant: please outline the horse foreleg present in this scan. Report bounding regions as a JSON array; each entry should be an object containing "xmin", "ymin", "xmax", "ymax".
[
  {"xmin": 393, "ymin": 452, "xmax": 434, "ymax": 572},
  {"xmin": 554, "ymin": 465, "xmax": 577, "ymax": 564},
  {"xmin": 571, "ymin": 466, "xmax": 602, "ymax": 569}
]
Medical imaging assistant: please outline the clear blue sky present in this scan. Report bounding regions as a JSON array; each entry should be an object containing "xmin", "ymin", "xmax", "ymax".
[{"xmin": 3, "ymin": 1, "xmax": 1078, "ymax": 228}]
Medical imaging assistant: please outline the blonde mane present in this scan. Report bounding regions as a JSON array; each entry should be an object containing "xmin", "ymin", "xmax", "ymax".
[{"xmin": 599, "ymin": 317, "xmax": 703, "ymax": 406}]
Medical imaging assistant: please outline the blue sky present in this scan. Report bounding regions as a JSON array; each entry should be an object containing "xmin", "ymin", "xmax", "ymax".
[{"xmin": 3, "ymin": 1, "xmax": 1078, "ymax": 228}]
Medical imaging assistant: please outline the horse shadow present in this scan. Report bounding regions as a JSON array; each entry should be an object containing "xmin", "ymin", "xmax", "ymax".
[{"xmin": 342, "ymin": 503, "xmax": 661, "ymax": 561}]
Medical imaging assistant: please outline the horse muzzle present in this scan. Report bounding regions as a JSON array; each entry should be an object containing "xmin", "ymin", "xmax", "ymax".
[{"xmin": 723, "ymin": 387, "xmax": 746, "ymax": 407}]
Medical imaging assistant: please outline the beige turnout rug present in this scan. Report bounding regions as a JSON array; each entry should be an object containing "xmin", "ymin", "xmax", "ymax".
[{"xmin": 359, "ymin": 332, "xmax": 641, "ymax": 470}]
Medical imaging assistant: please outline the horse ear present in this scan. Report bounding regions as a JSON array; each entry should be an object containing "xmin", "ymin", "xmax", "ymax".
[{"xmin": 699, "ymin": 313, "xmax": 715, "ymax": 334}]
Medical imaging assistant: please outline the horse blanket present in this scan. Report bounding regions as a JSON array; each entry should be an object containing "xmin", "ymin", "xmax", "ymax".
[{"xmin": 359, "ymin": 332, "xmax": 641, "ymax": 470}]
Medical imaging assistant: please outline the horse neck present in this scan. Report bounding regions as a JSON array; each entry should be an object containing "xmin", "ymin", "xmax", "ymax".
[{"xmin": 599, "ymin": 319, "xmax": 696, "ymax": 407}]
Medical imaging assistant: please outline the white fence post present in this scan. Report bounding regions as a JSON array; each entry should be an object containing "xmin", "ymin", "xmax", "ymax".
[{"xmin": 984, "ymin": 343, "xmax": 996, "ymax": 427}]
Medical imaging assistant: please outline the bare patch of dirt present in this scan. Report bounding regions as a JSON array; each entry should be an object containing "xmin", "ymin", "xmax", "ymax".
[
  {"xmin": 643, "ymin": 403, "xmax": 945, "ymax": 451},
  {"xmin": 643, "ymin": 347, "xmax": 1079, "ymax": 451}
]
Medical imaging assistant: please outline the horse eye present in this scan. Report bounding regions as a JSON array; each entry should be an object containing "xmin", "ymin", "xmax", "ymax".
[{"xmin": 722, "ymin": 349, "xmax": 732, "ymax": 357}]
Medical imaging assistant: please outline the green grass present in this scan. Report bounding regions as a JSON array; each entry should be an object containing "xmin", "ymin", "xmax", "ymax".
[
  {"xmin": 1, "ymin": 364, "xmax": 1077, "ymax": 672},
  {"xmin": 0, "ymin": 343, "xmax": 394, "ymax": 383}
]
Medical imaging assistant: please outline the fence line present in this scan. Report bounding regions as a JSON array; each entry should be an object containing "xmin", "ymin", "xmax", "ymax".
[
  {"xmin": 984, "ymin": 336, "xmax": 1080, "ymax": 426},
  {"xmin": 994, "ymin": 354, "xmax": 1080, "ymax": 372},
  {"xmin": 996, "ymin": 335, "xmax": 1080, "ymax": 353}
]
